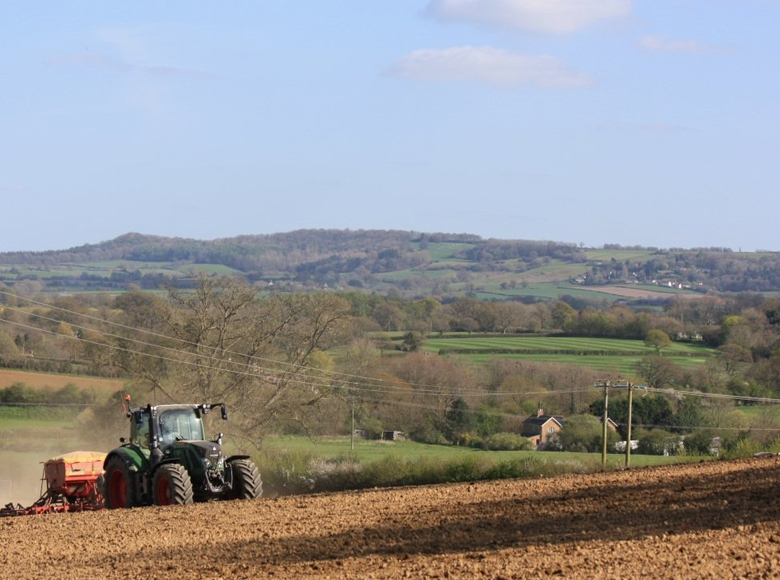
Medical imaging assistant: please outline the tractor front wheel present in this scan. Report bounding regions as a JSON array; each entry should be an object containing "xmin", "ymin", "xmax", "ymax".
[
  {"xmin": 152, "ymin": 463, "xmax": 194, "ymax": 506},
  {"xmin": 104, "ymin": 456, "xmax": 135, "ymax": 509},
  {"xmin": 229, "ymin": 459, "xmax": 263, "ymax": 500}
]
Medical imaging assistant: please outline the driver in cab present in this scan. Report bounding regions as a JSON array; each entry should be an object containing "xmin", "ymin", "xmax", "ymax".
[{"xmin": 160, "ymin": 415, "xmax": 180, "ymax": 446}]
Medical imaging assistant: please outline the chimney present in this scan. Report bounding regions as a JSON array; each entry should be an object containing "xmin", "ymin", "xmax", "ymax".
[{"xmin": 537, "ymin": 403, "xmax": 544, "ymax": 417}]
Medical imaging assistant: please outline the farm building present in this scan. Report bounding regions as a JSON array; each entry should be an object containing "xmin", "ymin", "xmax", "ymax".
[
  {"xmin": 602, "ymin": 417, "xmax": 619, "ymax": 431},
  {"xmin": 382, "ymin": 430, "xmax": 407, "ymax": 441},
  {"xmin": 521, "ymin": 408, "xmax": 563, "ymax": 449}
]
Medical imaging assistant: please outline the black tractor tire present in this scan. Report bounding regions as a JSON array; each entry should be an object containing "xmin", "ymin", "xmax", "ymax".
[
  {"xmin": 152, "ymin": 463, "xmax": 194, "ymax": 506},
  {"xmin": 229, "ymin": 459, "xmax": 263, "ymax": 500},
  {"xmin": 104, "ymin": 456, "xmax": 136, "ymax": 509}
]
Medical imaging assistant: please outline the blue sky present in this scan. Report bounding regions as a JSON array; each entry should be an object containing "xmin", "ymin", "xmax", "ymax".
[{"xmin": 1, "ymin": 1, "xmax": 778, "ymax": 252}]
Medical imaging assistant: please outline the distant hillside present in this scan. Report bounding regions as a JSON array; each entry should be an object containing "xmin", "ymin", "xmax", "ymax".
[{"xmin": 1, "ymin": 230, "xmax": 779, "ymax": 302}]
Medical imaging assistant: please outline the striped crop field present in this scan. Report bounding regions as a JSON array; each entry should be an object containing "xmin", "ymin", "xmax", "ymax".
[
  {"xmin": 421, "ymin": 336, "xmax": 715, "ymax": 375},
  {"xmin": 453, "ymin": 354, "xmax": 706, "ymax": 376},
  {"xmin": 422, "ymin": 336, "xmax": 713, "ymax": 355}
]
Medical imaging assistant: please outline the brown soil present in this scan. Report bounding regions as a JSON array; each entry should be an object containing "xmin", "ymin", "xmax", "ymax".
[
  {"xmin": 0, "ymin": 369, "xmax": 124, "ymax": 393},
  {"xmin": 2, "ymin": 457, "xmax": 780, "ymax": 579}
]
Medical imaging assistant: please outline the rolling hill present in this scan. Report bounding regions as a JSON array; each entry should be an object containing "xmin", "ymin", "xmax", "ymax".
[{"xmin": 1, "ymin": 230, "xmax": 778, "ymax": 303}]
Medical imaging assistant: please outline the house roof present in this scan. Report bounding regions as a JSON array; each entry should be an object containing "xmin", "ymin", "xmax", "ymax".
[{"xmin": 523, "ymin": 415, "xmax": 563, "ymax": 428}]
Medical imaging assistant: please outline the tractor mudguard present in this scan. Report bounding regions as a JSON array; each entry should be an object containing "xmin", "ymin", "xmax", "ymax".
[
  {"xmin": 105, "ymin": 446, "xmax": 150, "ymax": 474},
  {"xmin": 150, "ymin": 457, "xmax": 182, "ymax": 476},
  {"xmin": 226, "ymin": 455, "xmax": 250, "ymax": 463}
]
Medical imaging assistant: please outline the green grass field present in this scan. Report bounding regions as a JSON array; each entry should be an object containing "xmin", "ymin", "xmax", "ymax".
[
  {"xmin": 464, "ymin": 282, "xmax": 624, "ymax": 302},
  {"xmin": 423, "ymin": 336, "xmax": 713, "ymax": 355},
  {"xmin": 420, "ymin": 335, "xmax": 714, "ymax": 375},
  {"xmin": 380, "ymin": 268, "xmax": 458, "ymax": 281},
  {"xmin": 262, "ymin": 435, "xmax": 695, "ymax": 468},
  {"xmin": 451, "ymin": 354, "xmax": 697, "ymax": 375},
  {"xmin": 583, "ymin": 249, "xmax": 658, "ymax": 262},
  {"xmin": 617, "ymin": 284, "xmax": 699, "ymax": 295},
  {"xmin": 425, "ymin": 242, "xmax": 476, "ymax": 261},
  {"xmin": 0, "ymin": 260, "xmax": 241, "ymax": 281}
]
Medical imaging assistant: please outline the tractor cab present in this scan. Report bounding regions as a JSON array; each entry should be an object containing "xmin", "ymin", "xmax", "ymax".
[
  {"xmin": 158, "ymin": 407, "xmax": 205, "ymax": 447},
  {"xmin": 128, "ymin": 403, "xmax": 227, "ymax": 452}
]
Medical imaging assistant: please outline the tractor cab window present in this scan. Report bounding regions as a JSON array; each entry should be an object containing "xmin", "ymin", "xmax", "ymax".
[
  {"xmin": 131, "ymin": 412, "xmax": 151, "ymax": 449},
  {"xmin": 158, "ymin": 409, "xmax": 204, "ymax": 446}
]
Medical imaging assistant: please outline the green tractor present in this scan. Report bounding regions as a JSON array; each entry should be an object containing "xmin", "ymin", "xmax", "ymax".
[{"xmin": 103, "ymin": 399, "xmax": 262, "ymax": 508}]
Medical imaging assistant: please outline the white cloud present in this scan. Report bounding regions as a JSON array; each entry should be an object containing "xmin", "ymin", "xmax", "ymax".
[
  {"xmin": 427, "ymin": 0, "xmax": 632, "ymax": 34},
  {"xmin": 639, "ymin": 35, "xmax": 728, "ymax": 55},
  {"xmin": 388, "ymin": 46, "xmax": 592, "ymax": 88}
]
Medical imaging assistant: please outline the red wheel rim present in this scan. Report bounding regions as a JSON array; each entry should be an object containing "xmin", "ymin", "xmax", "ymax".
[
  {"xmin": 156, "ymin": 477, "xmax": 172, "ymax": 505},
  {"xmin": 109, "ymin": 471, "xmax": 127, "ymax": 508}
]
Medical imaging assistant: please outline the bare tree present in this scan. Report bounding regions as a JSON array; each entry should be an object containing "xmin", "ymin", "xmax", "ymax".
[{"xmin": 89, "ymin": 278, "xmax": 351, "ymax": 445}]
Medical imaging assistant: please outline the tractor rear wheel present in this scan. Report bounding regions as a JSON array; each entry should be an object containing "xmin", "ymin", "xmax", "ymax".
[
  {"xmin": 104, "ymin": 456, "xmax": 135, "ymax": 509},
  {"xmin": 152, "ymin": 463, "xmax": 194, "ymax": 506},
  {"xmin": 229, "ymin": 459, "xmax": 263, "ymax": 500}
]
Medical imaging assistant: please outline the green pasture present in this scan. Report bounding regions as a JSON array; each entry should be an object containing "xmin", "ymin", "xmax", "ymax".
[
  {"xmin": 583, "ymin": 250, "xmax": 658, "ymax": 262},
  {"xmin": 0, "ymin": 260, "xmax": 242, "ymax": 281},
  {"xmin": 451, "ymin": 353, "xmax": 707, "ymax": 376},
  {"xmin": 514, "ymin": 261, "xmax": 590, "ymax": 282},
  {"xmin": 423, "ymin": 336, "xmax": 714, "ymax": 355},
  {"xmin": 262, "ymin": 435, "xmax": 694, "ymax": 468},
  {"xmin": 616, "ymin": 284, "xmax": 699, "ymax": 295},
  {"xmin": 422, "ymin": 335, "xmax": 714, "ymax": 374},
  {"xmin": 0, "ymin": 415, "xmax": 76, "ymax": 431},
  {"xmin": 174, "ymin": 263, "xmax": 243, "ymax": 275},
  {"xmin": 425, "ymin": 242, "xmax": 476, "ymax": 261},
  {"xmin": 463, "ymin": 282, "xmax": 623, "ymax": 302},
  {"xmin": 381, "ymin": 268, "xmax": 458, "ymax": 282}
]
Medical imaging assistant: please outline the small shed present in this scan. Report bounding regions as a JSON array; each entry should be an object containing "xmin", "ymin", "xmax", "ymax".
[{"xmin": 382, "ymin": 430, "xmax": 407, "ymax": 442}]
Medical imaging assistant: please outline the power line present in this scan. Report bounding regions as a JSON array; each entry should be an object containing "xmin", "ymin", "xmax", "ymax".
[
  {"xmin": 6, "ymin": 304, "xmax": 591, "ymax": 399},
  {"xmin": 1, "ymin": 303, "xmax": 379, "ymax": 389},
  {"xmin": 0, "ymin": 289, "xmax": 427, "ymax": 388},
  {"xmin": 0, "ymin": 317, "xmax": 592, "ymax": 400},
  {"xmin": 0, "ymin": 295, "xmax": 600, "ymax": 399},
  {"xmin": 5, "ymin": 289, "xmax": 780, "ymax": 407}
]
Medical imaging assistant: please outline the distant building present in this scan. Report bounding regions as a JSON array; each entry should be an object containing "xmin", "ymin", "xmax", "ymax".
[
  {"xmin": 601, "ymin": 417, "xmax": 619, "ymax": 432},
  {"xmin": 614, "ymin": 440, "xmax": 639, "ymax": 452},
  {"xmin": 521, "ymin": 408, "xmax": 563, "ymax": 449},
  {"xmin": 382, "ymin": 430, "xmax": 407, "ymax": 442}
]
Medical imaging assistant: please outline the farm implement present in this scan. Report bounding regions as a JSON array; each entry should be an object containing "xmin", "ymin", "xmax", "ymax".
[
  {"xmin": 1, "ymin": 398, "xmax": 262, "ymax": 516},
  {"xmin": 0, "ymin": 451, "xmax": 106, "ymax": 517}
]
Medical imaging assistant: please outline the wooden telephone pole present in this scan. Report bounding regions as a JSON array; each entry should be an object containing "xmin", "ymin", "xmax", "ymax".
[
  {"xmin": 601, "ymin": 382, "xmax": 609, "ymax": 466},
  {"xmin": 594, "ymin": 380, "xmax": 646, "ymax": 467},
  {"xmin": 594, "ymin": 379, "xmax": 633, "ymax": 467},
  {"xmin": 350, "ymin": 398, "xmax": 356, "ymax": 451}
]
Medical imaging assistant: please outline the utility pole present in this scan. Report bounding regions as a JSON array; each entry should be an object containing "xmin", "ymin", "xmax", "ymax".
[
  {"xmin": 601, "ymin": 382, "xmax": 609, "ymax": 466},
  {"xmin": 623, "ymin": 383, "xmax": 646, "ymax": 467},
  {"xmin": 626, "ymin": 383, "xmax": 634, "ymax": 467},
  {"xmin": 594, "ymin": 379, "xmax": 634, "ymax": 467},
  {"xmin": 350, "ymin": 397, "xmax": 356, "ymax": 452}
]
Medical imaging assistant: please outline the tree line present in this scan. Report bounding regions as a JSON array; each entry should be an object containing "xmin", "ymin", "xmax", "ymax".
[{"xmin": 0, "ymin": 278, "xmax": 779, "ymax": 453}]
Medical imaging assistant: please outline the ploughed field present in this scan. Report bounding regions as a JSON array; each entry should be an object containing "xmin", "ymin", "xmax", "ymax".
[{"xmin": 3, "ymin": 458, "xmax": 780, "ymax": 579}]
